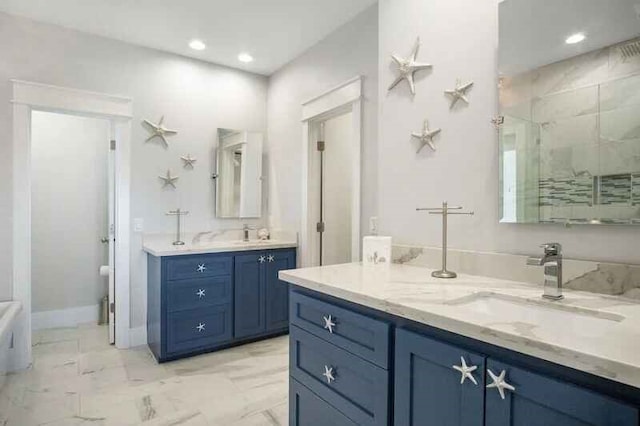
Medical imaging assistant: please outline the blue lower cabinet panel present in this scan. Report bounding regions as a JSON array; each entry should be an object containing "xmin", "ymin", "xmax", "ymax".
[
  {"xmin": 395, "ymin": 328, "xmax": 485, "ymax": 426},
  {"xmin": 234, "ymin": 253, "xmax": 266, "ymax": 339},
  {"xmin": 265, "ymin": 250, "xmax": 295, "ymax": 332},
  {"xmin": 290, "ymin": 378, "xmax": 357, "ymax": 426},
  {"xmin": 166, "ymin": 276, "xmax": 232, "ymax": 313},
  {"xmin": 166, "ymin": 305, "xmax": 232, "ymax": 354},
  {"xmin": 290, "ymin": 291, "xmax": 390, "ymax": 369},
  {"xmin": 485, "ymin": 359, "xmax": 638, "ymax": 426},
  {"xmin": 290, "ymin": 325, "xmax": 389, "ymax": 426}
]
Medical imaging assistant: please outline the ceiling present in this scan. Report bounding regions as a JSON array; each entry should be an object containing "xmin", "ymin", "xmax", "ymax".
[
  {"xmin": 0, "ymin": 0, "xmax": 377, "ymax": 75},
  {"xmin": 499, "ymin": 0, "xmax": 640, "ymax": 75}
]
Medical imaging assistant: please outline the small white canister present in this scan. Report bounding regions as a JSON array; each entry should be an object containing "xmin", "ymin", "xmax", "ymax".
[{"xmin": 363, "ymin": 236, "xmax": 392, "ymax": 266}]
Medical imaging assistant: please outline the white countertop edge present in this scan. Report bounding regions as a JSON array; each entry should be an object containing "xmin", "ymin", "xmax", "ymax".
[
  {"xmin": 143, "ymin": 241, "xmax": 298, "ymax": 257},
  {"xmin": 280, "ymin": 271, "xmax": 640, "ymax": 389}
]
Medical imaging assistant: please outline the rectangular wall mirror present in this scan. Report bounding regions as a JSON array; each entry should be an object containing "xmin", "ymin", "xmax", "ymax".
[
  {"xmin": 215, "ymin": 128, "xmax": 263, "ymax": 218},
  {"xmin": 498, "ymin": 0, "xmax": 640, "ymax": 225}
]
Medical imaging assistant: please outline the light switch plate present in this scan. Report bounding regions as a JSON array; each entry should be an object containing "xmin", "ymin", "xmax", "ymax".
[{"xmin": 133, "ymin": 218, "xmax": 144, "ymax": 233}]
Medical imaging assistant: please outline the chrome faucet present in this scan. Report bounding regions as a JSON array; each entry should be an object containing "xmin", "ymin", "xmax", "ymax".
[{"xmin": 526, "ymin": 243, "xmax": 563, "ymax": 300}]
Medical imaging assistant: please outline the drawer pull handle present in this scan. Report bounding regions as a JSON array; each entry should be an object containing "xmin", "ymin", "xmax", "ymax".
[
  {"xmin": 258, "ymin": 255, "xmax": 266, "ymax": 263},
  {"xmin": 323, "ymin": 365, "xmax": 336, "ymax": 384},
  {"xmin": 452, "ymin": 356, "xmax": 478, "ymax": 385},
  {"xmin": 322, "ymin": 315, "xmax": 336, "ymax": 334},
  {"xmin": 197, "ymin": 264, "xmax": 206, "ymax": 273},
  {"xmin": 487, "ymin": 369, "xmax": 515, "ymax": 400},
  {"xmin": 196, "ymin": 289, "xmax": 206, "ymax": 299},
  {"xmin": 267, "ymin": 254, "xmax": 275, "ymax": 262},
  {"xmin": 196, "ymin": 322, "xmax": 206, "ymax": 332}
]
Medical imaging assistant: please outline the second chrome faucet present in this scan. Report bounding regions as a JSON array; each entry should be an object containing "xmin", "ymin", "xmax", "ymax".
[{"xmin": 527, "ymin": 243, "xmax": 563, "ymax": 300}]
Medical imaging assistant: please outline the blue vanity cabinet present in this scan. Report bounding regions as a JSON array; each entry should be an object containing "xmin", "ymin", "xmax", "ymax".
[
  {"xmin": 395, "ymin": 328, "xmax": 485, "ymax": 426},
  {"xmin": 485, "ymin": 359, "xmax": 638, "ymax": 426},
  {"xmin": 147, "ymin": 247, "xmax": 296, "ymax": 362}
]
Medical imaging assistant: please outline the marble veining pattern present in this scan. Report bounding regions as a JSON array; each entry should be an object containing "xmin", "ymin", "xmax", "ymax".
[
  {"xmin": 280, "ymin": 262, "xmax": 640, "ymax": 388},
  {"xmin": 0, "ymin": 324, "xmax": 288, "ymax": 425}
]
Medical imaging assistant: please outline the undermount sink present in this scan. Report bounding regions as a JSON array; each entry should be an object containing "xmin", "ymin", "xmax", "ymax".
[{"xmin": 448, "ymin": 292, "xmax": 624, "ymax": 338}]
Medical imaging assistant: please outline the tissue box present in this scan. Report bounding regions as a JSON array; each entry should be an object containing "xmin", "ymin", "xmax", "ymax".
[{"xmin": 363, "ymin": 236, "xmax": 391, "ymax": 266}]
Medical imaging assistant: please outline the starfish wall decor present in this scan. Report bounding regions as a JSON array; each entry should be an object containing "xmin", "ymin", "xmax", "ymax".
[
  {"xmin": 388, "ymin": 37, "xmax": 432, "ymax": 96},
  {"xmin": 444, "ymin": 79, "xmax": 474, "ymax": 109},
  {"xmin": 143, "ymin": 116, "xmax": 177, "ymax": 147},
  {"xmin": 412, "ymin": 119, "xmax": 442, "ymax": 153},
  {"xmin": 181, "ymin": 154, "xmax": 197, "ymax": 168},
  {"xmin": 159, "ymin": 169, "xmax": 179, "ymax": 188}
]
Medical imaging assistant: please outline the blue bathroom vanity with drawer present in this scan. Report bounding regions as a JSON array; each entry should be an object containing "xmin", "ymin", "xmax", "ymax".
[
  {"xmin": 281, "ymin": 263, "xmax": 640, "ymax": 426},
  {"xmin": 146, "ymin": 245, "xmax": 296, "ymax": 362}
]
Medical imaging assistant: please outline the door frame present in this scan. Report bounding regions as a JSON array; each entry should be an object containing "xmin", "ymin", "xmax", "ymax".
[
  {"xmin": 300, "ymin": 76, "xmax": 362, "ymax": 267},
  {"xmin": 11, "ymin": 80, "xmax": 133, "ymax": 368}
]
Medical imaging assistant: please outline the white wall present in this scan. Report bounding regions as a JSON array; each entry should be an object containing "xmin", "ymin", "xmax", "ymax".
[
  {"xmin": 378, "ymin": 0, "xmax": 640, "ymax": 264},
  {"xmin": 267, "ymin": 5, "xmax": 378, "ymax": 239},
  {"xmin": 31, "ymin": 111, "xmax": 109, "ymax": 313},
  {"xmin": 0, "ymin": 12, "xmax": 268, "ymax": 328}
]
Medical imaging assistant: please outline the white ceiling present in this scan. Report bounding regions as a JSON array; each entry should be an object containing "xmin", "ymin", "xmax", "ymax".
[
  {"xmin": 0, "ymin": 0, "xmax": 377, "ymax": 75},
  {"xmin": 499, "ymin": 0, "xmax": 640, "ymax": 75}
]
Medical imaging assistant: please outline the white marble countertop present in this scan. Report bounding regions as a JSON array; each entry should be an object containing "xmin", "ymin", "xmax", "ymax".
[
  {"xmin": 280, "ymin": 262, "xmax": 640, "ymax": 389},
  {"xmin": 143, "ymin": 234, "xmax": 297, "ymax": 257}
]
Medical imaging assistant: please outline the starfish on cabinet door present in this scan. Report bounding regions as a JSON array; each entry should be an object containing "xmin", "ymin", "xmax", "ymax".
[
  {"xmin": 196, "ymin": 289, "xmax": 205, "ymax": 298},
  {"xmin": 181, "ymin": 154, "xmax": 197, "ymax": 168},
  {"xmin": 388, "ymin": 37, "xmax": 432, "ymax": 96},
  {"xmin": 143, "ymin": 116, "xmax": 177, "ymax": 147},
  {"xmin": 323, "ymin": 315, "xmax": 336, "ymax": 334},
  {"xmin": 196, "ymin": 322, "xmax": 205, "ymax": 332},
  {"xmin": 487, "ymin": 369, "xmax": 516, "ymax": 400},
  {"xmin": 197, "ymin": 264, "xmax": 206, "ymax": 273},
  {"xmin": 444, "ymin": 79, "xmax": 474, "ymax": 109},
  {"xmin": 411, "ymin": 120, "xmax": 441, "ymax": 153},
  {"xmin": 158, "ymin": 169, "xmax": 179, "ymax": 188},
  {"xmin": 452, "ymin": 357, "xmax": 478, "ymax": 385},
  {"xmin": 323, "ymin": 365, "xmax": 335, "ymax": 384}
]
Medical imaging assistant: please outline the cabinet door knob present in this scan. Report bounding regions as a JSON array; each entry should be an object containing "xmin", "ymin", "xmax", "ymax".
[
  {"xmin": 197, "ymin": 264, "xmax": 206, "ymax": 273},
  {"xmin": 258, "ymin": 255, "xmax": 266, "ymax": 263},
  {"xmin": 196, "ymin": 322, "xmax": 206, "ymax": 332},
  {"xmin": 196, "ymin": 289, "xmax": 205, "ymax": 299},
  {"xmin": 452, "ymin": 356, "xmax": 478, "ymax": 385},
  {"xmin": 323, "ymin": 365, "xmax": 336, "ymax": 384},
  {"xmin": 487, "ymin": 369, "xmax": 515, "ymax": 400},
  {"xmin": 322, "ymin": 315, "xmax": 336, "ymax": 334},
  {"xmin": 267, "ymin": 254, "xmax": 275, "ymax": 262}
]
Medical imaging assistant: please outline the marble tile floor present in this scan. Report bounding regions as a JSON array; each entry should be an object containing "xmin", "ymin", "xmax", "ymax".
[{"xmin": 0, "ymin": 323, "xmax": 289, "ymax": 425}]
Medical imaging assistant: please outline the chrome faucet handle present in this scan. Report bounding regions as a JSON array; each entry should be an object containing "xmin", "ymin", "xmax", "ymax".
[{"xmin": 540, "ymin": 243, "xmax": 561, "ymax": 255}]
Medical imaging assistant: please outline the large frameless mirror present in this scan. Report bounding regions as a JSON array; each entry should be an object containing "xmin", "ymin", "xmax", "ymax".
[
  {"xmin": 498, "ymin": 0, "xmax": 640, "ymax": 225},
  {"xmin": 215, "ymin": 128, "xmax": 263, "ymax": 218}
]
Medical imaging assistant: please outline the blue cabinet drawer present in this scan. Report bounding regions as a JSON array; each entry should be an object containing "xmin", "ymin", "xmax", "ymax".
[
  {"xmin": 485, "ymin": 359, "xmax": 638, "ymax": 426},
  {"xmin": 290, "ymin": 325, "xmax": 389, "ymax": 426},
  {"xmin": 166, "ymin": 305, "xmax": 232, "ymax": 354},
  {"xmin": 290, "ymin": 378, "xmax": 357, "ymax": 426},
  {"xmin": 290, "ymin": 291, "xmax": 390, "ymax": 369},
  {"xmin": 166, "ymin": 276, "xmax": 231, "ymax": 313},
  {"xmin": 165, "ymin": 254, "xmax": 232, "ymax": 281}
]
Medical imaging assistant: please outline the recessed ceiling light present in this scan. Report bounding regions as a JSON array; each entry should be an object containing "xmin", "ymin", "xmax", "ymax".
[
  {"xmin": 189, "ymin": 39, "xmax": 206, "ymax": 51},
  {"xmin": 565, "ymin": 33, "xmax": 586, "ymax": 45},
  {"xmin": 238, "ymin": 53, "xmax": 254, "ymax": 63}
]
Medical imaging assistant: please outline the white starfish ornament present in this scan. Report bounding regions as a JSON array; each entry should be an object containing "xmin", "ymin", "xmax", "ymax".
[
  {"xmin": 445, "ymin": 79, "xmax": 474, "ymax": 109},
  {"xmin": 452, "ymin": 357, "xmax": 478, "ymax": 385},
  {"xmin": 487, "ymin": 369, "xmax": 516, "ymax": 400},
  {"xmin": 412, "ymin": 120, "xmax": 441, "ymax": 153},
  {"xmin": 196, "ymin": 322, "xmax": 206, "ymax": 332},
  {"xmin": 143, "ymin": 116, "xmax": 177, "ymax": 147},
  {"xmin": 196, "ymin": 289, "xmax": 205, "ymax": 298},
  {"xmin": 323, "ymin": 366, "xmax": 335, "ymax": 384},
  {"xmin": 197, "ymin": 264, "xmax": 206, "ymax": 273},
  {"xmin": 181, "ymin": 154, "xmax": 197, "ymax": 168},
  {"xmin": 323, "ymin": 315, "xmax": 336, "ymax": 334},
  {"xmin": 388, "ymin": 37, "xmax": 432, "ymax": 96},
  {"xmin": 159, "ymin": 169, "xmax": 179, "ymax": 188}
]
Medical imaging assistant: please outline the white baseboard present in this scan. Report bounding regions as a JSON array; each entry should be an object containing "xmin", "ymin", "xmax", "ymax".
[
  {"xmin": 129, "ymin": 326, "xmax": 147, "ymax": 348},
  {"xmin": 31, "ymin": 304, "xmax": 100, "ymax": 330}
]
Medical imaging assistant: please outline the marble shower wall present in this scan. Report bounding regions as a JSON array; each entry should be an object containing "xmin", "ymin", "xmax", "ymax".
[
  {"xmin": 500, "ymin": 37, "xmax": 640, "ymax": 224},
  {"xmin": 392, "ymin": 244, "xmax": 640, "ymax": 300}
]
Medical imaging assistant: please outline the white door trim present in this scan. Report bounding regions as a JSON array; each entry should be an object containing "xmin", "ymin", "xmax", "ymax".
[
  {"xmin": 11, "ymin": 80, "xmax": 133, "ymax": 368},
  {"xmin": 300, "ymin": 76, "xmax": 362, "ymax": 267}
]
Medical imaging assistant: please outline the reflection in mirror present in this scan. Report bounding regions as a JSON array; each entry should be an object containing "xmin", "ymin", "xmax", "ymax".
[
  {"xmin": 498, "ymin": 0, "xmax": 640, "ymax": 225},
  {"xmin": 216, "ymin": 128, "xmax": 263, "ymax": 218}
]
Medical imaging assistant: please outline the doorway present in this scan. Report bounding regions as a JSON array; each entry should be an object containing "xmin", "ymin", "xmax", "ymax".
[{"xmin": 30, "ymin": 111, "xmax": 115, "ymax": 343}]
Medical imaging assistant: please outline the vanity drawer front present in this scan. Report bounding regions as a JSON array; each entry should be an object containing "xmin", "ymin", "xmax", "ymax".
[
  {"xmin": 165, "ymin": 254, "xmax": 232, "ymax": 281},
  {"xmin": 166, "ymin": 276, "xmax": 231, "ymax": 313},
  {"xmin": 290, "ymin": 291, "xmax": 390, "ymax": 369},
  {"xmin": 290, "ymin": 326, "xmax": 389, "ymax": 426},
  {"xmin": 166, "ymin": 305, "xmax": 232, "ymax": 354},
  {"xmin": 290, "ymin": 378, "xmax": 357, "ymax": 426}
]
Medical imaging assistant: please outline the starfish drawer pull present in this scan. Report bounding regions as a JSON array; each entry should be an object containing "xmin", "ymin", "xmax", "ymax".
[
  {"xmin": 452, "ymin": 357, "xmax": 478, "ymax": 385},
  {"xmin": 323, "ymin": 315, "xmax": 336, "ymax": 334},
  {"xmin": 487, "ymin": 369, "xmax": 516, "ymax": 400},
  {"xmin": 323, "ymin": 365, "xmax": 336, "ymax": 384},
  {"xmin": 197, "ymin": 264, "xmax": 206, "ymax": 273}
]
